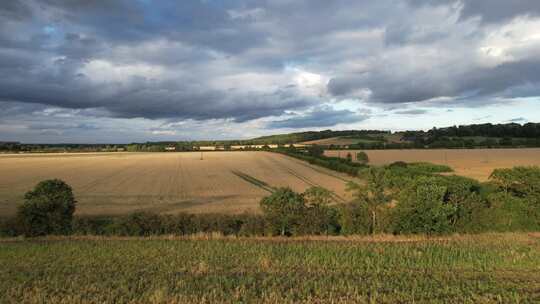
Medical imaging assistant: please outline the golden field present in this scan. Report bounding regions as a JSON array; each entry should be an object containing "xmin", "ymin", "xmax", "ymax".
[
  {"xmin": 325, "ymin": 148, "xmax": 540, "ymax": 181},
  {"xmin": 0, "ymin": 152, "xmax": 353, "ymax": 217}
]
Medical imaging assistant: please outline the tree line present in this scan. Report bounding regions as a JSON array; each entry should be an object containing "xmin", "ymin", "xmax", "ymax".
[{"xmin": 2, "ymin": 162, "xmax": 538, "ymax": 237}]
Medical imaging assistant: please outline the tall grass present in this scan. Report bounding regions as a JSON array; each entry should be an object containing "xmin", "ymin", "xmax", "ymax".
[{"xmin": 1, "ymin": 233, "xmax": 538, "ymax": 303}]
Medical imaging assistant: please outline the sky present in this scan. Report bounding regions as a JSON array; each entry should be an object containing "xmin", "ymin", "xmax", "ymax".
[{"xmin": 0, "ymin": 0, "xmax": 539, "ymax": 143}]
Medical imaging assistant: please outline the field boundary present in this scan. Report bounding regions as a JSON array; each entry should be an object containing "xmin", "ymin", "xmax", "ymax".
[{"xmin": 2, "ymin": 232, "xmax": 538, "ymax": 243}]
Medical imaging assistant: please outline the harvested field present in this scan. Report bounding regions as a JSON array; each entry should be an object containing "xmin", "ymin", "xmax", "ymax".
[
  {"xmin": 325, "ymin": 148, "xmax": 540, "ymax": 181},
  {"xmin": 0, "ymin": 152, "xmax": 353, "ymax": 217}
]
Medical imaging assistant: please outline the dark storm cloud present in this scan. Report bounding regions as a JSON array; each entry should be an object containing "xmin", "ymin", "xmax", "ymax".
[
  {"xmin": 267, "ymin": 108, "xmax": 368, "ymax": 129},
  {"xmin": 0, "ymin": 0, "xmax": 539, "ymax": 141},
  {"xmin": 329, "ymin": 58, "xmax": 540, "ymax": 104},
  {"xmin": 459, "ymin": 1, "xmax": 540, "ymax": 24},
  {"xmin": 408, "ymin": 0, "xmax": 540, "ymax": 24}
]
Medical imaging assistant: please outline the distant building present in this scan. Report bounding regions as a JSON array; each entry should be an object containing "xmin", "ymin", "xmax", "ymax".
[
  {"xmin": 165, "ymin": 146, "xmax": 176, "ymax": 151},
  {"xmin": 231, "ymin": 145, "xmax": 247, "ymax": 150},
  {"xmin": 199, "ymin": 146, "xmax": 216, "ymax": 151}
]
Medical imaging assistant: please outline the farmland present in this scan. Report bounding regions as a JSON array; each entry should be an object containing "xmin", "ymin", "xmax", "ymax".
[
  {"xmin": 300, "ymin": 133, "xmax": 407, "ymax": 146},
  {"xmin": 325, "ymin": 148, "xmax": 540, "ymax": 181},
  {"xmin": 1, "ymin": 233, "xmax": 539, "ymax": 303},
  {"xmin": 0, "ymin": 152, "xmax": 353, "ymax": 217}
]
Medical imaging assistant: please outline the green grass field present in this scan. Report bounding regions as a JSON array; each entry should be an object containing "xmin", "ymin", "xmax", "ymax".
[{"xmin": 1, "ymin": 233, "xmax": 539, "ymax": 303}]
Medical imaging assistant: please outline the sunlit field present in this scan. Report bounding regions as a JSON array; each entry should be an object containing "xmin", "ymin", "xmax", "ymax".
[
  {"xmin": 325, "ymin": 148, "xmax": 540, "ymax": 181},
  {"xmin": 0, "ymin": 152, "xmax": 353, "ymax": 217}
]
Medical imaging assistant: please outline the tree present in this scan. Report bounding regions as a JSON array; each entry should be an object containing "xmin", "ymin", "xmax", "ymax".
[
  {"xmin": 489, "ymin": 166, "xmax": 540, "ymax": 197},
  {"xmin": 307, "ymin": 145, "xmax": 324, "ymax": 157},
  {"xmin": 260, "ymin": 188, "xmax": 306, "ymax": 236},
  {"xmin": 339, "ymin": 202, "xmax": 371, "ymax": 235},
  {"xmin": 302, "ymin": 187, "xmax": 338, "ymax": 235},
  {"xmin": 304, "ymin": 186, "xmax": 333, "ymax": 207},
  {"xmin": 356, "ymin": 152, "xmax": 369, "ymax": 165},
  {"xmin": 392, "ymin": 177, "xmax": 457, "ymax": 234},
  {"xmin": 346, "ymin": 167, "xmax": 390, "ymax": 234},
  {"xmin": 17, "ymin": 179, "xmax": 76, "ymax": 236}
]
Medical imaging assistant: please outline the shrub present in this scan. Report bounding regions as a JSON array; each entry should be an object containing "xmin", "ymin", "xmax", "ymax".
[
  {"xmin": 478, "ymin": 192, "xmax": 540, "ymax": 232},
  {"xmin": 260, "ymin": 187, "xmax": 306, "ymax": 236},
  {"xmin": 16, "ymin": 179, "xmax": 76, "ymax": 236},
  {"xmin": 406, "ymin": 162, "xmax": 453, "ymax": 173},
  {"xmin": 0, "ymin": 217, "xmax": 24, "ymax": 237},
  {"xmin": 489, "ymin": 166, "xmax": 540, "ymax": 197},
  {"xmin": 356, "ymin": 152, "xmax": 369, "ymax": 164},
  {"xmin": 161, "ymin": 213, "xmax": 197, "ymax": 235},
  {"xmin": 113, "ymin": 211, "xmax": 164, "ymax": 236},
  {"xmin": 392, "ymin": 177, "xmax": 457, "ymax": 235},
  {"xmin": 73, "ymin": 216, "xmax": 115, "ymax": 235},
  {"xmin": 238, "ymin": 214, "xmax": 267, "ymax": 236},
  {"xmin": 348, "ymin": 168, "xmax": 390, "ymax": 234},
  {"xmin": 339, "ymin": 202, "xmax": 371, "ymax": 235}
]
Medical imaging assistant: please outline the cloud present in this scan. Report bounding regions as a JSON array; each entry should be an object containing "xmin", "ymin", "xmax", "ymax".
[
  {"xmin": 407, "ymin": 0, "xmax": 540, "ymax": 24},
  {"xmin": 0, "ymin": 0, "xmax": 539, "ymax": 142},
  {"xmin": 394, "ymin": 109, "xmax": 428, "ymax": 115},
  {"xmin": 267, "ymin": 107, "xmax": 369, "ymax": 129},
  {"xmin": 508, "ymin": 117, "xmax": 527, "ymax": 123}
]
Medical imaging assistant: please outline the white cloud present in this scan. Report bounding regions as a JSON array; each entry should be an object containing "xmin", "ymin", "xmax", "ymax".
[{"xmin": 80, "ymin": 60, "xmax": 165, "ymax": 83}]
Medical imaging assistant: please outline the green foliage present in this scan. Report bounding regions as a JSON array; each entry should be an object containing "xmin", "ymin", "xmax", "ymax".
[
  {"xmin": 339, "ymin": 202, "xmax": 371, "ymax": 235},
  {"xmin": 356, "ymin": 151, "xmax": 369, "ymax": 164},
  {"xmin": 113, "ymin": 212, "xmax": 165, "ymax": 236},
  {"xmin": 300, "ymin": 187, "xmax": 340, "ymax": 235},
  {"xmin": 490, "ymin": 166, "xmax": 540, "ymax": 197},
  {"xmin": 3, "ymin": 165, "xmax": 540, "ymax": 238},
  {"xmin": 260, "ymin": 187, "xmax": 306, "ymax": 236},
  {"xmin": 307, "ymin": 145, "xmax": 324, "ymax": 157},
  {"xmin": 16, "ymin": 179, "xmax": 76, "ymax": 236},
  {"xmin": 347, "ymin": 167, "xmax": 390, "ymax": 234},
  {"xmin": 481, "ymin": 166, "xmax": 540, "ymax": 231},
  {"xmin": 392, "ymin": 178, "xmax": 457, "ymax": 234},
  {"xmin": 303, "ymin": 186, "xmax": 333, "ymax": 207},
  {"xmin": 276, "ymin": 148, "xmax": 366, "ymax": 176},
  {"xmin": 406, "ymin": 162, "xmax": 453, "ymax": 173}
]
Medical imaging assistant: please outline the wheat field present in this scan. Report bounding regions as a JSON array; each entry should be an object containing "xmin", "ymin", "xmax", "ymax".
[
  {"xmin": 325, "ymin": 148, "xmax": 540, "ymax": 181},
  {"xmin": 0, "ymin": 152, "xmax": 353, "ymax": 217}
]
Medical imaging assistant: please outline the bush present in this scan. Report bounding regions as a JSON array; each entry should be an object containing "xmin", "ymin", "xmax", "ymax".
[
  {"xmin": 113, "ymin": 211, "xmax": 164, "ymax": 236},
  {"xmin": 260, "ymin": 187, "xmax": 306, "ymax": 236},
  {"xmin": 238, "ymin": 214, "xmax": 267, "ymax": 236},
  {"xmin": 16, "ymin": 179, "xmax": 76, "ymax": 236},
  {"xmin": 392, "ymin": 177, "xmax": 457, "ymax": 235},
  {"xmin": 339, "ymin": 202, "xmax": 371, "ymax": 235},
  {"xmin": 73, "ymin": 216, "xmax": 115, "ymax": 235},
  {"xmin": 356, "ymin": 152, "xmax": 369, "ymax": 164},
  {"xmin": 0, "ymin": 217, "xmax": 24, "ymax": 237},
  {"xmin": 406, "ymin": 162, "xmax": 453, "ymax": 173}
]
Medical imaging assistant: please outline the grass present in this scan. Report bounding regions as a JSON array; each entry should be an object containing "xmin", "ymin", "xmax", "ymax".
[{"xmin": 1, "ymin": 233, "xmax": 539, "ymax": 303}]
